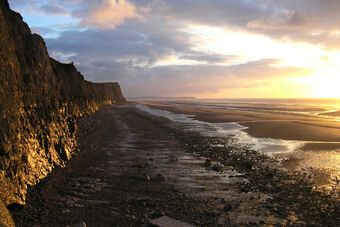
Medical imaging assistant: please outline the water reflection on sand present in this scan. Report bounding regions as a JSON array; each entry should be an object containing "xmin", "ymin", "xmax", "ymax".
[{"xmin": 134, "ymin": 103, "xmax": 340, "ymax": 188}]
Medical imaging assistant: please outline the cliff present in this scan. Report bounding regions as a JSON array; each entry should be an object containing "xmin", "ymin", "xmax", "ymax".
[{"xmin": 0, "ymin": 0, "xmax": 126, "ymax": 207}]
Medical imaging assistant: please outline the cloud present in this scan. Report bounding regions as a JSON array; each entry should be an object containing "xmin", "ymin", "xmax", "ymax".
[
  {"xmin": 179, "ymin": 52, "xmax": 239, "ymax": 64},
  {"xmin": 227, "ymin": 59, "xmax": 312, "ymax": 80},
  {"xmin": 10, "ymin": 0, "xmax": 340, "ymax": 97},
  {"xmin": 12, "ymin": 0, "xmax": 340, "ymax": 48},
  {"xmin": 76, "ymin": 0, "xmax": 146, "ymax": 29},
  {"xmin": 244, "ymin": 1, "xmax": 340, "ymax": 49},
  {"xmin": 120, "ymin": 59, "xmax": 311, "ymax": 97},
  {"xmin": 148, "ymin": 0, "xmax": 340, "ymax": 49},
  {"xmin": 41, "ymin": 0, "xmax": 316, "ymax": 97},
  {"xmin": 45, "ymin": 24, "xmax": 309, "ymax": 97},
  {"xmin": 40, "ymin": 4, "xmax": 69, "ymax": 16},
  {"xmin": 45, "ymin": 18, "xmax": 196, "ymax": 68},
  {"xmin": 31, "ymin": 26, "xmax": 54, "ymax": 35},
  {"xmin": 247, "ymin": 10, "xmax": 309, "ymax": 31},
  {"xmin": 157, "ymin": 0, "xmax": 268, "ymax": 27}
]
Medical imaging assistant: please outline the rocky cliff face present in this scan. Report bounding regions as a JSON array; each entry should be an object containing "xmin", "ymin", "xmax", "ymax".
[{"xmin": 0, "ymin": 0, "xmax": 126, "ymax": 206}]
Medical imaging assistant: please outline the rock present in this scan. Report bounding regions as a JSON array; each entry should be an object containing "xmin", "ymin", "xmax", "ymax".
[
  {"xmin": 0, "ymin": 0, "xmax": 126, "ymax": 205},
  {"xmin": 211, "ymin": 162, "xmax": 224, "ymax": 172},
  {"xmin": 150, "ymin": 216, "xmax": 195, "ymax": 227},
  {"xmin": 62, "ymin": 208, "xmax": 71, "ymax": 214},
  {"xmin": 0, "ymin": 200, "xmax": 15, "ymax": 227},
  {"xmin": 265, "ymin": 183, "xmax": 272, "ymax": 189},
  {"xmin": 156, "ymin": 174, "xmax": 167, "ymax": 182},
  {"xmin": 204, "ymin": 159, "xmax": 212, "ymax": 167}
]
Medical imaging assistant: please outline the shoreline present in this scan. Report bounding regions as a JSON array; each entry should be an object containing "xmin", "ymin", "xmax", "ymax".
[
  {"xmin": 140, "ymin": 101, "xmax": 340, "ymax": 143},
  {"xmin": 11, "ymin": 105, "xmax": 340, "ymax": 226},
  {"xmin": 138, "ymin": 101, "xmax": 340, "ymax": 184}
]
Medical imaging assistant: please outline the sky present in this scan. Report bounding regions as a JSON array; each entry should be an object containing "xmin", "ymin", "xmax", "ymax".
[{"xmin": 8, "ymin": 0, "xmax": 340, "ymax": 98}]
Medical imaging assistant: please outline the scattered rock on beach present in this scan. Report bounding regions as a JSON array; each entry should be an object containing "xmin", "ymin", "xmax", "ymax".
[{"xmin": 150, "ymin": 216, "xmax": 195, "ymax": 227}]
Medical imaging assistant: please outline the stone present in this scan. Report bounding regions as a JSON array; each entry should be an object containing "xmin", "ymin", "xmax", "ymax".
[{"xmin": 150, "ymin": 216, "xmax": 195, "ymax": 227}]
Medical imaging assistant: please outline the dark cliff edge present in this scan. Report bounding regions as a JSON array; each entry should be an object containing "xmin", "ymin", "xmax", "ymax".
[{"xmin": 0, "ymin": 0, "xmax": 126, "ymax": 210}]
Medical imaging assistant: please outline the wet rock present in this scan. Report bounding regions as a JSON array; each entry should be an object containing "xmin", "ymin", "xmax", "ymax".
[
  {"xmin": 156, "ymin": 174, "xmax": 167, "ymax": 182},
  {"xmin": 211, "ymin": 162, "xmax": 224, "ymax": 172},
  {"xmin": 204, "ymin": 159, "xmax": 212, "ymax": 167}
]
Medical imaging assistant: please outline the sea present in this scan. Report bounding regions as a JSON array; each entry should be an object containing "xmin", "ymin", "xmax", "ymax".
[
  {"xmin": 128, "ymin": 98, "xmax": 340, "ymax": 181},
  {"xmin": 130, "ymin": 98, "xmax": 340, "ymax": 177},
  {"xmin": 131, "ymin": 98, "xmax": 340, "ymax": 151}
]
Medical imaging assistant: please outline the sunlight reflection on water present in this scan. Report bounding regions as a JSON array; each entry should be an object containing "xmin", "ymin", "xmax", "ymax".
[
  {"xmin": 133, "ymin": 102, "xmax": 340, "ymax": 188},
  {"xmin": 134, "ymin": 103, "xmax": 303, "ymax": 155}
]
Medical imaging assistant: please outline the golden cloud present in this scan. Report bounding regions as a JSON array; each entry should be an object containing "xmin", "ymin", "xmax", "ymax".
[{"xmin": 81, "ymin": 0, "xmax": 147, "ymax": 29}]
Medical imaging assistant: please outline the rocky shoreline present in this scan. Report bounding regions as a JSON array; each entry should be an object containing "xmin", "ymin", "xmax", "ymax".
[
  {"xmin": 136, "ymin": 104, "xmax": 340, "ymax": 226},
  {"xmin": 172, "ymin": 130, "xmax": 340, "ymax": 226},
  {"xmin": 10, "ymin": 105, "xmax": 340, "ymax": 226}
]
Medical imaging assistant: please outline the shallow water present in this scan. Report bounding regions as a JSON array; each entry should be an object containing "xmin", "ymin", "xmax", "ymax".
[
  {"xmin": 139, "ymin": 98, "xmax": 340, "ymax": 121},
  {"xmin": 134, "ymin": 102, "xmax": 340, "ymax": 185},
  {"xmin": 134, "ymin": 103, "xmax": 304, "ymax": 155}
]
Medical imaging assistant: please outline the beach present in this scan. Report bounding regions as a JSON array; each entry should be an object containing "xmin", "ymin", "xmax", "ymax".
[
  {"xmin": 3, "ymin": 0, "xmax": 340, "ymax": 226},
  {"xmin": 139, "ymin": 101, "xmax": 340, "ymax": 142},
  {"xmin": 11, "ymin": 104, "xmax": 340, "ymax": 226},
  {"xmin": 138, "ymin": 100, "xmax": 340, "ymax": 182}
]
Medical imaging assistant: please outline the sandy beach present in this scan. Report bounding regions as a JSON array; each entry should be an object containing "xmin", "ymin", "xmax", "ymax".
[
  {"xmin": 140, "ymin": 101, "xmax": 340, "ymax": 142},
  {"xmin": 139, "ymin": 101, "xmax": 340, "ymax": 181}
]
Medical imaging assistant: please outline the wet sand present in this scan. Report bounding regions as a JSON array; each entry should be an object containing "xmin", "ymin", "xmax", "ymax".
[
  {"xmin": 10, "ymin": 105, "xmax": 339, "ymax": 226},
  {"xmin": 140, "ymin": 101, "xmax": 340, "ymax": 143}
]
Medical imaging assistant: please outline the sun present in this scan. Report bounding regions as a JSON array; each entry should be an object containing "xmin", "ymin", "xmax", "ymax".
[{"xmin": 289, "ymin": 66, "xmax": 340, "ymax": 98}]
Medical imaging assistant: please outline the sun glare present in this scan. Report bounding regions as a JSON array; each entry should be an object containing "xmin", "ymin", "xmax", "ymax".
[
  {"xmin": 186, "ymin": 25, "xmax": 325, "ymax": 68},
  {"xmin": 291, "ymin": 67, "xmax": 340, "ymax": 98},
  {"xmin": 182, "ymin": 25, "xmax": 340, "ymax": 98},
  {"xmin": 312, "ymin": 70, "xmax": 340, "ymax": 98}
]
